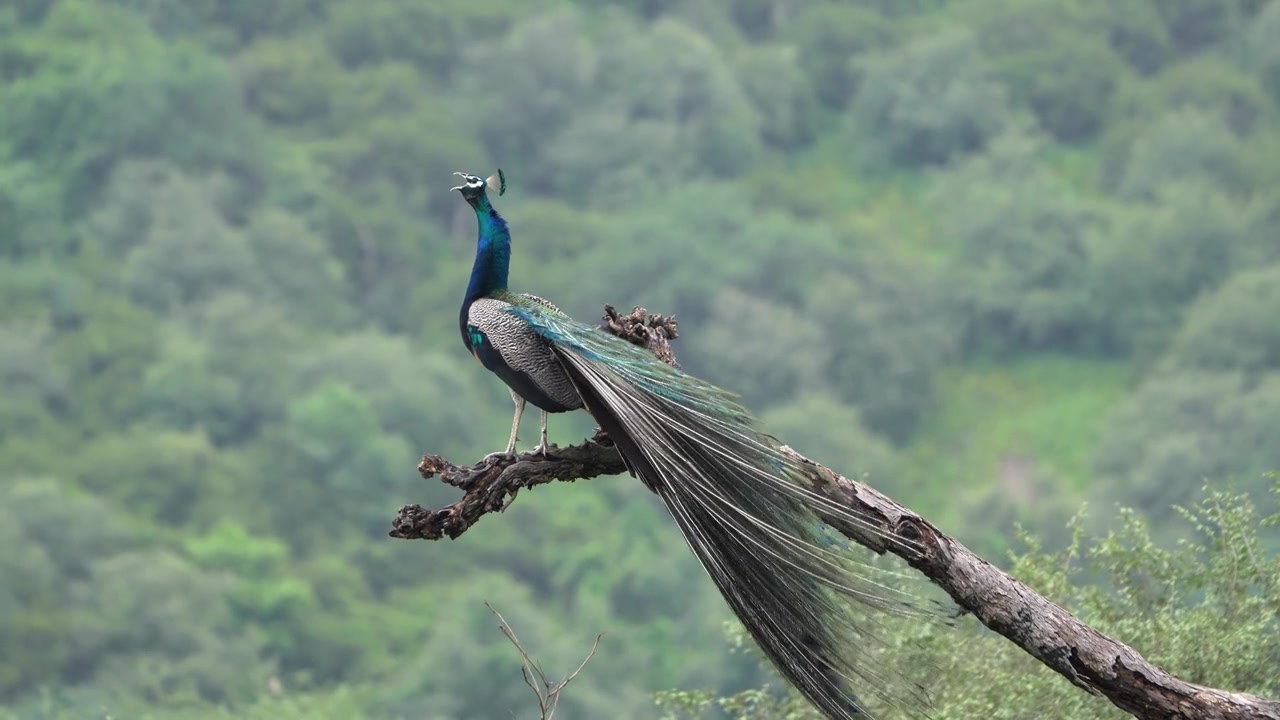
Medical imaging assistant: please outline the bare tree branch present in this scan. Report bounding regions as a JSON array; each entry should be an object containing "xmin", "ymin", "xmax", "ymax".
[
  {"xmin": 393, "ymin": 305, "xmax": 1280, "ymax": 720},
  {"xmin": 486, "ymin": 601, "xmax": 604, "ymax": 720},
  {"xmin": 391, "ymin": 437, "xmax": 626, "ymax": 541}
]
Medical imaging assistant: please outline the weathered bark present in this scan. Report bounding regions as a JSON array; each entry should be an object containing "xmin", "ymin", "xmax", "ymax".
[{"xmin": 390, "ymin": 305, "xmax": 1280, "ymax": 720}]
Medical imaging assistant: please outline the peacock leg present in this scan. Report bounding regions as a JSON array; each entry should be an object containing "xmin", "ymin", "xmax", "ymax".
[
  {"xmin": 483, "ymin": 391, "xmax": 525, "ymax": 462},
  {"xmin": 530, "ymin": 411, "xmax": 551, "ymax": 456}
]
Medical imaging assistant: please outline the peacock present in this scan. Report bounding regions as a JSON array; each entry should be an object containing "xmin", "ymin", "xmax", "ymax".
[{"xmin": 452, "ymin": 170, "xmax": 937, "ymax": 720}]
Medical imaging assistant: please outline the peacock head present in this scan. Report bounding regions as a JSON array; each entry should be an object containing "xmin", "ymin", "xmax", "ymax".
[{"xmin": 451, "ymin": 169, "xmax": 506, "ymax": 204}]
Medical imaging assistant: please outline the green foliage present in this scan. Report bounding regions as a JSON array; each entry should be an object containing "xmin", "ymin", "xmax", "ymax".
[
  {"xmin": 0, "ymin": 320, "xmax": 69, "ymax": 443},
  {"xmin": 454, "ymin": 9, "xmax": 594, "ymax": 188},
  {"xmin": 1119, "ymin": 55, "xmax": 1271, "ymax": 136},
  {"xmin": 1076, "ymin": 0, "xmax": 1173, "ymax": 74},
  {"xmin": 901, "ymin": 358, "xmax": 1131, "ymax": 546},
  {"xmin": 735, "ymin": 46, "xmax": 819, "ymax": 150},
  {"xmin": 237, "ymin": 36, "xmax": 344, "ymax": 127},
  {"xmin": 73, "ymin": 549, "xmax": 272, "ymax": 705},
  {"xmin": 1164, "ymin": 264, "xmax": 1280, "ymax": 374},
  {"xmin": 245, "ymin": 209, "xmax": 354, "ymax": 327},
  {"xmin": 1152, "ymin": 0, "xmax": 1254, "ymax": 53},
  {"xmin": 1088, "ymin": 180, "xmax": 1261, "ymax": 357},
  {"xmin": 543, "ymin": 15, "xmax": 763, "ymax": 201},
  {"xmin": 281, "ymin": 380, "xmax": 412, "ymax": 509},
  {"xmin": 0, "ymin": 480, "xmax": 272, "ymax": 707},
  {"xmin": 114, "ymin": 0, "xmax": 332, "ymax": 46},
  {"xmin": 968, "ymin": 0, "xmax": 1131, "ymax": 141},
  {"xmin": 0, "ymin": 503, "xmax": 67, "ymax": 699},
  {"xmin": 328, "ymin": 0, "xmax": 528, "ymax": 77},
  {"xmin": 73, "ymin": 427, "xmax": 244, "ymax": 527},
  {"xmin": 929, "ymin": 132, "xmax": 1099, "ymax": 354},
  {"xmin": 1247, "ymin": 0, "xmax": 1280, "ymax": 101},
  {"xmin": 4, "ymin": 0, "xmax": 1280, "ymax": 718},
  {"xmin": 185, "ymin": 521, "xmax": 316, "ymax": 658},
  {"xmin": 760, "ymin": 395, "xmax": 897, "ymax": 483},
  {"xmin": 119, "ymin": 183, "xmax": 261, "ymax": 313},
  {"xmin": 1093, "ymin": 265, "xmax": 1280, "ymax": 523},
  {"xmin": 1116, "ymin": 110, "xmax": 1251, "ymax": 200},
  {"xmin": 1, "ymin": 1, "xmax": 267, "ymax": 213},
  {"xmin": 689, "ymin": 287, "xmax": 829, "ymax": 405},
  {"xmin": 808, "ymin": 258, "xmax": 959, "ymax": 443},
  {"xmin": 51, "ymin": 291, "xmax": 160, "ymax": 433},
  {"xmin": 852, "ymin": 29, "xmax": 1013, "ymax": 167},
  {"xmin": 0, "ymin": 144, "xmax": 68, "ymax": 256},
  {"xmin": 1094, "ymin": 370, "xmax": 1280, "ymax": 524},
  {"xmin": 785, "ymin": 4, "xmax": 898, "ymax": 109}
]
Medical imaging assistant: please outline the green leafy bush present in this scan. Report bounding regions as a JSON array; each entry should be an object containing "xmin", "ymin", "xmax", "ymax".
[{"xmin": 852, "ymin": 30, "xmax": 1013, "ymax": 167}]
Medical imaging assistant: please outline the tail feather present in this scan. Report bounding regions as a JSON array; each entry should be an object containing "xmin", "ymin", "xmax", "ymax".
[{"xmin": 507, "ymin": 300, "xmax": 940, "ymax": 719}]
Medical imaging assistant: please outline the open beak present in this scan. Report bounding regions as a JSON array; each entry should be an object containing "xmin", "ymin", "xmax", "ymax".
[{"xmin": 450, "ymin": 171, "xmax": 468, "ymax": 192}]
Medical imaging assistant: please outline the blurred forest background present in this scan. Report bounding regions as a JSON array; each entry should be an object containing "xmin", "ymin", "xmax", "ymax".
[{"xmin": 1, "ymin": 0, "xmax": 1278, "ymax": 718}]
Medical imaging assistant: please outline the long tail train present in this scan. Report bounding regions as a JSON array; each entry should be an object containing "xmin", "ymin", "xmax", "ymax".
[{"xmin": 507, "ymin": 299, "xmax": 941, "ymax": 720}]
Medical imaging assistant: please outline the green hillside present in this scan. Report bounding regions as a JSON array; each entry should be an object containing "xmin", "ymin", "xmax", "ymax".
[{"xmin": 1, "ymin": 0, "xmax": 1278, "ymax": 718}]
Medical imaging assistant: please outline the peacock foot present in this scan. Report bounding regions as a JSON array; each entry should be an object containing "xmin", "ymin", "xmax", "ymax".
[
  {"xmin": 529, "ymin": 441, "xmax": 555, "ymax": 458},
  {"xmin": 480, "ymin": 450, "xmax": 516, "ymax": 465}
]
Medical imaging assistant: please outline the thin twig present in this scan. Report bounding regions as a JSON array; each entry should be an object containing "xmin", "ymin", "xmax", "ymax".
[
  {"xmin": 562, "ymin": 633, "xmax": 605, "ymax": 688},
  {"xmin": 486, "ymin": 601, "xmax": 605, "ymax": 720}
]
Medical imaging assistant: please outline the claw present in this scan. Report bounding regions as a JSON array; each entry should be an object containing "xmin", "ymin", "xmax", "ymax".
[{"xmin": 481, "ymin": 450, "xmax": 516, "ymax": 465}]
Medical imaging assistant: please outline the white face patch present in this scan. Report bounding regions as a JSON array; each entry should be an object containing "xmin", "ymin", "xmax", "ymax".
[
  {"xmin": 452, "ymin": 169, "xmax": 506, "ymax": 196},
  {"xmin": 451, "ymin": 172, "xmax": 487, "ymax": 192}
]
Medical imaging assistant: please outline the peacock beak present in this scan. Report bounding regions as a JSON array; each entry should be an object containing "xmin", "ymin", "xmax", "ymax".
[{"xmin": 452, "ymin": 171, "xmax": 482, "ymax": 193}]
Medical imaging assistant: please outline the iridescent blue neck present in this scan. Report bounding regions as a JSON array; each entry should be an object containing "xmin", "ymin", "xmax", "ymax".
[{"xmin": 463, "ymin": 194, "xmax": 510, "ymax": 303}]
